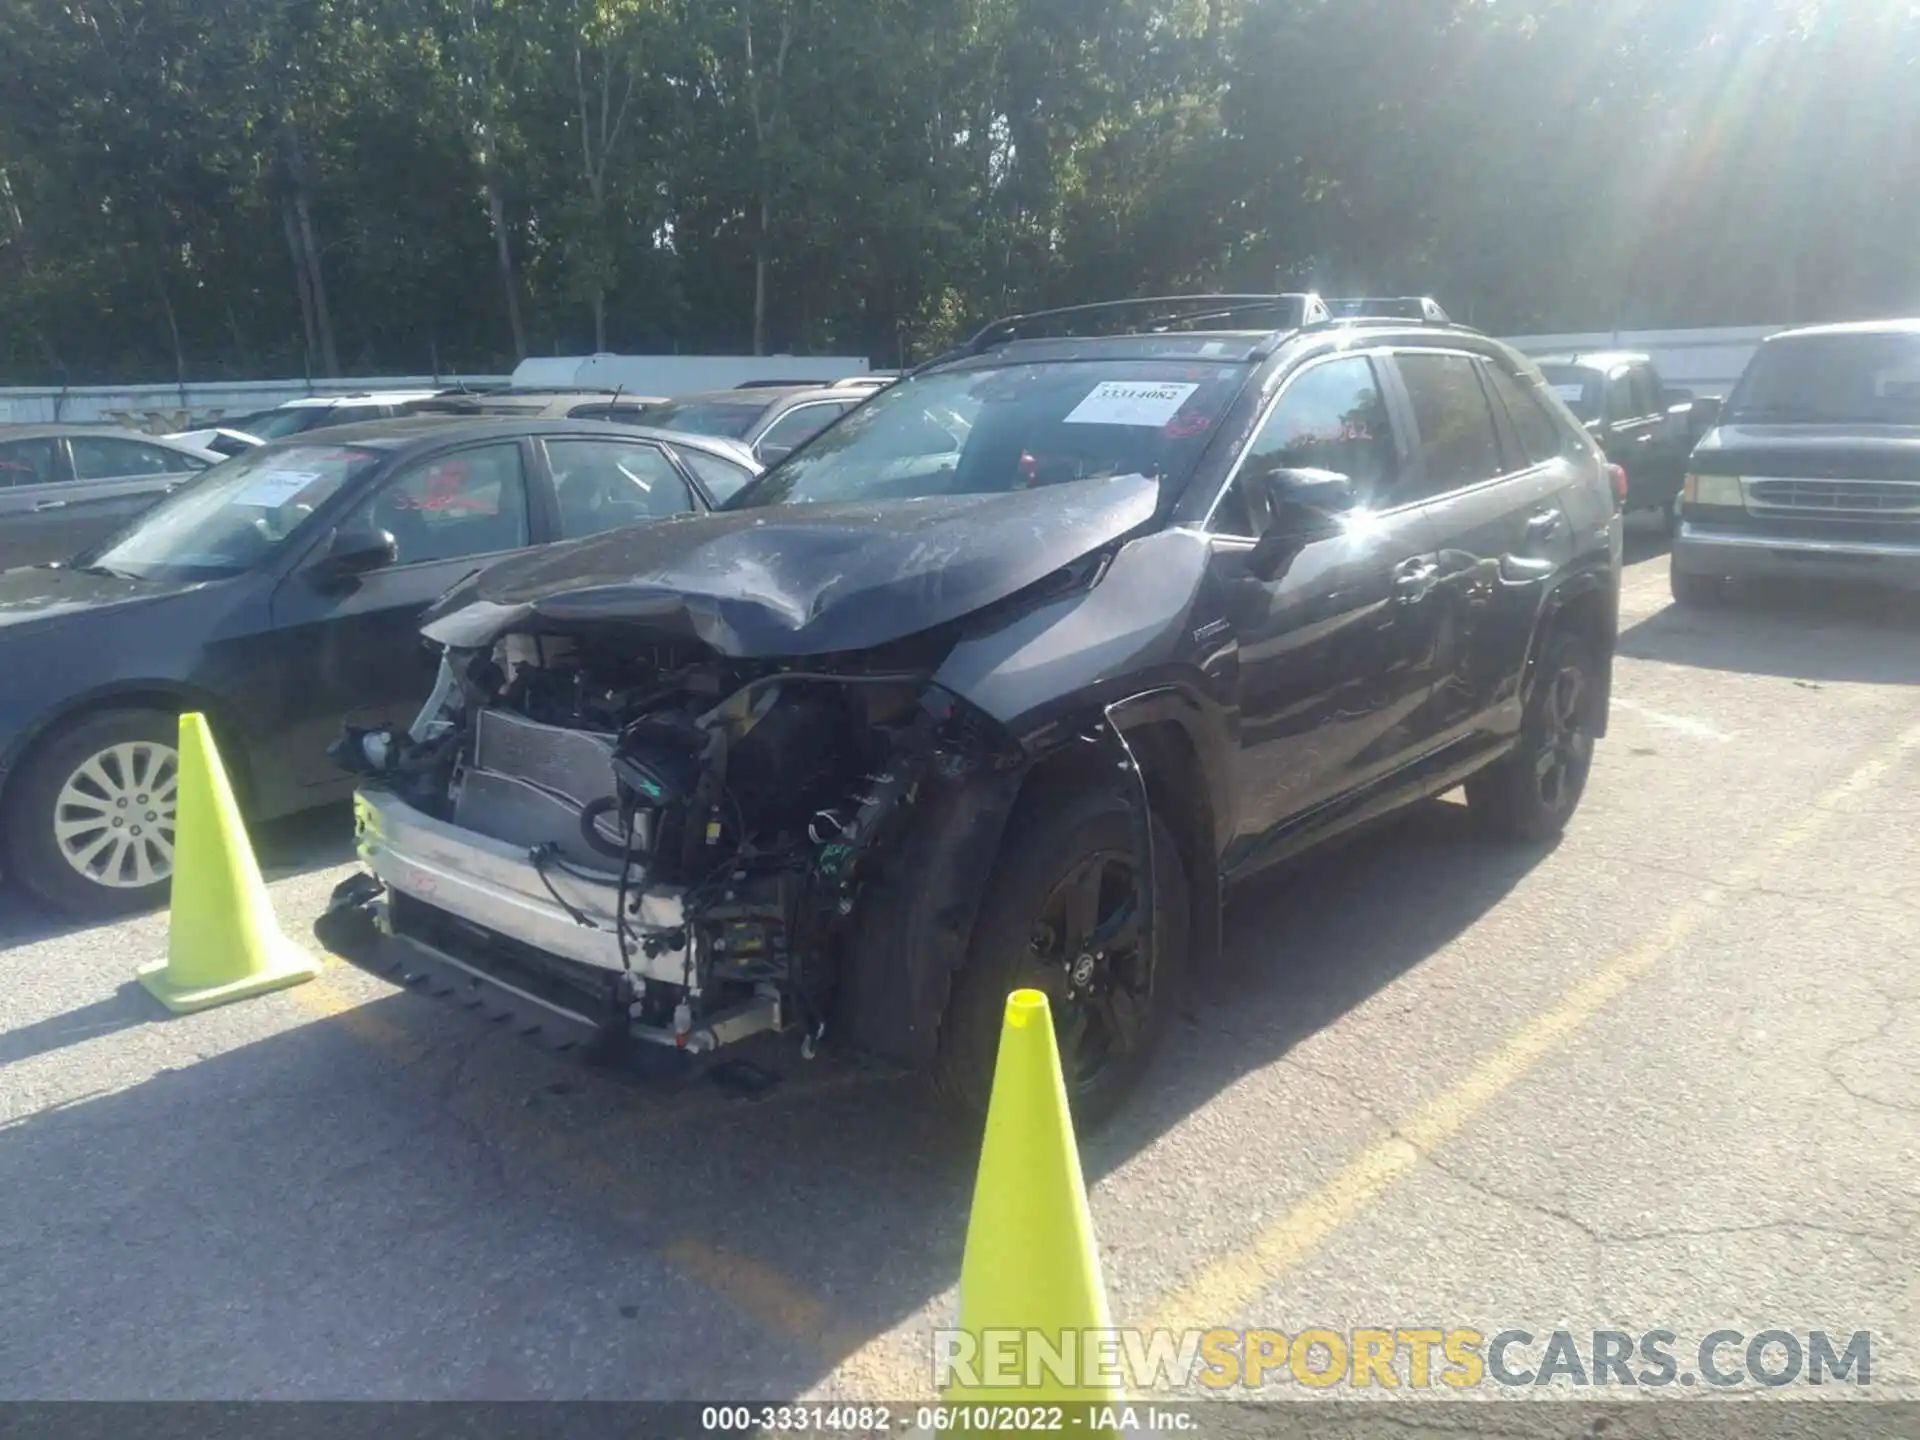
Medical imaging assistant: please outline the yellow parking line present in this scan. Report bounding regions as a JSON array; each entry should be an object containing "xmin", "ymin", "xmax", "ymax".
[
  {"xmin": 291, "ymin": 971, "xmax": 431, "ymax": 1064},
  {"xmin": 667, "ymin": 1237, "xmax": 851, "ymax": 1346},
  {"xmin": 1147, "ymin": 713, "xmax": 1920, "ymax": 1335}
]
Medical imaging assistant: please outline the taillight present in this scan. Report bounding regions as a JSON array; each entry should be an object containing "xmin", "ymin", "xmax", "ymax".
[{"xmin": 1607, "ymin": 463, "xmax": 1628, "ymax": 508}]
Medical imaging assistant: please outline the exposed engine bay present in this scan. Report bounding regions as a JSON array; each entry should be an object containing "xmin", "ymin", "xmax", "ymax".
[{"xmin": 333, "ymin": 621, "xmax": 1020, "ymax": 1058}]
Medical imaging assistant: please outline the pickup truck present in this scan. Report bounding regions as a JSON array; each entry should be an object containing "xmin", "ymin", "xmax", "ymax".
[{"xmin": 1533, "ymin": 351, "xmax": 1721, "ymax": 529}]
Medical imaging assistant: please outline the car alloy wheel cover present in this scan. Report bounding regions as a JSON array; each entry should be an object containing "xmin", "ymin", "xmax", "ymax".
[
  {"xmin": 1027, "ymin": 847, "xmax": 1153, "ymax": 1091},
  {"xmin": 53, "ymin": 740, "xmax": 179, "ymax": 888},
  {"xmin": 1533, "ymin": 662, "xmax": 1593, "ymax": 811}
]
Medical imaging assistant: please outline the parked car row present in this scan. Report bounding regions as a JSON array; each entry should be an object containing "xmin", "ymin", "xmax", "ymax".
[
  {"xmin": 0, "ymin": 372, "xmax": 877, "ymax": 571},
  {"xmin": 158, "ymin": 375, "xmax": 889, "ymax": 469}
]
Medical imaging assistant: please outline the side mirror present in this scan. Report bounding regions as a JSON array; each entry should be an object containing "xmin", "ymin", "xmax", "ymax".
[
  {"xmin": 755, "ymin": 442, "xmax": 795, "ymax": 466},
  {"xmin": 314, "ymin": 524, "xmax": 397, "ymax": 580},
  {"xmin": 1690, "ymin": 396, "xmax": 1723, "ymax": 431},
  {"xmin": 1245, "ymin": 466, "xmax": 1357, "ymax": 536}
]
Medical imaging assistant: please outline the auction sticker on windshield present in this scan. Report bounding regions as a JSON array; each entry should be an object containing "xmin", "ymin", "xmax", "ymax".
[
  {"xmin": 1066, "ymin": 380, "xmax": 1200, "ymax": 427},
  {"xmin": 1549, "ymin": 383, "xmax": 1587, "ymax": 403},
  {"xmin": 231, "ymin": 471, "xmax": 326, "ymax": 508}
]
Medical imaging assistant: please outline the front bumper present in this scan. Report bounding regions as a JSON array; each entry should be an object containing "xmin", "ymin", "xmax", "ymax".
[
  {"xmin": 1672, "ymin": 523, "xmax": 1920, "ymax": 588},
  {"xmin": 353, "ymin": 783, "xmax": 691, "ymax": 986}
]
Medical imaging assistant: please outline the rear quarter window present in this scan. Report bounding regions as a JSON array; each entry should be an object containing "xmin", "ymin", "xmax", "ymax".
[{"xmin": 1481, "ymin": 365, "xmax": 1566, "ymax": 467}]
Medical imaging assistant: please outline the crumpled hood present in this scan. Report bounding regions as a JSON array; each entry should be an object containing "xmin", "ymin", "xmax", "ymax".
[
  {"xmin": 425, "ymin": 474, "xmax": 1160, "ymax": 657},
  {"xmin": 0, "ymin": 564, "xmax": 201, "ymax": 638}
]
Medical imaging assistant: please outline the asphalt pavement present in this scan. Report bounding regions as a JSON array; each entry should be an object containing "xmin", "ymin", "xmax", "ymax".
[{"xmin": 2, "ymin": 521, "xmax": 1915, "ymax": 1410}]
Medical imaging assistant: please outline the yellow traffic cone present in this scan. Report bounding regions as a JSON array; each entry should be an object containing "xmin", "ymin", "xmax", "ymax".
[
  {"xmin": 136, "ymin": 712, "xmax": 320, "ymax": 1013},
  {"xmin": 943, "ymin": 988, "xmax": 1122, "ymax": 1426}
]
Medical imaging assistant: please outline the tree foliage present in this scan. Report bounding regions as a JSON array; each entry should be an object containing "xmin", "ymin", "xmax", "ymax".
[{"xmin": 0, "ymin": 0, "xmax": 1915, "ymax": 382}]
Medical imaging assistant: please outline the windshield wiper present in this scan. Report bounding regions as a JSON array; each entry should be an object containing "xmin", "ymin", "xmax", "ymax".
[{"xmin": 69, "ymin": 562, "xmax": 139, "ymax": 580}]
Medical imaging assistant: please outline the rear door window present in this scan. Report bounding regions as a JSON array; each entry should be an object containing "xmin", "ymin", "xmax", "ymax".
[
  {"xmin": 546, "ymin": 439, "xmax": 696, "ymax": 538},
  {"xmin": 1396, "ymin": 352, "xmax": 1506, "ymax": 500},
  {"xmin": 0, "ymin": 438, "xmax": 60, "ymax": 487},
  {"xmin": 70, "ymin": 436, "xmax": 206, "ymax": 480}
]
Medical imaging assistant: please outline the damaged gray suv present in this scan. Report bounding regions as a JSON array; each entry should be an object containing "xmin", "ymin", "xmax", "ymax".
[{"xmin": 324, "ymin": 294, "xmax": 1621, "ymax": 1122}]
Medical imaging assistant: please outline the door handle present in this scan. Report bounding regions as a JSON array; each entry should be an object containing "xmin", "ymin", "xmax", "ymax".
[
  {"xmin": 1525, "ymin": 510, "xmax": 1564, "ymax": 539},
  {"xmin": 1393, "ymin": 558, "xmax": 1440, "ymax": 603},
  {"xmin": 31, "ymin": 499, "xmax": 68, "ymax": 512}
]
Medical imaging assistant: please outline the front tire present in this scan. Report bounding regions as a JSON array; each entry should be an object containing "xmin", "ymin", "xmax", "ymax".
[
  {"xmin": 1670, "ymin": 567, "xmax": 1726, "ymax": 607},
  {"xmin": 931, "ymin": 788, "xmax": 1189, "ymax": 1128},
  {"xmin": 4, "ymin": 708, "xmax": 181, "ymax": 917},
  {"xmin": 1466, "ymin": 630, "xmax": 1599, "ymax": 843}
]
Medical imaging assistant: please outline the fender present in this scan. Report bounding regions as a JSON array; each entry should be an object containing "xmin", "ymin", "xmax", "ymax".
[
  {"xmin": 1523, "ymin": 557, "xmax": 1618, "ymax": 738},
  {"xmin": 834, "ymin": 676, "xmax": 1237, "ymax": 1068},
  {"xmin": 832, "ymin": 759, "xmax": 1025, "ymax": 1068}
]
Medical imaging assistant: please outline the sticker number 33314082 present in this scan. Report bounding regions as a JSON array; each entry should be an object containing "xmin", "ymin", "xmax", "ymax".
[{"xmin": 1065, "ymin": 380, "xmax": 1199, "ymax": 427}]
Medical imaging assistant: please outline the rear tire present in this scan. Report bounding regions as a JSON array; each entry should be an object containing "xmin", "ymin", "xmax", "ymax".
[
  {"xmin": 4, "ymin": 708, "xmax": 180, "ymax": 918},
  {"xmin": 931, "ymin": 788, "xmax": 1188, "ymax": 1129},
  {"xmin": 1465, "ymin": 630, "xmax": 1598, "ymax": 843},
  {"xmin": 1670, "ymin": 567, "xmax": 1726, "ymax": 607}
]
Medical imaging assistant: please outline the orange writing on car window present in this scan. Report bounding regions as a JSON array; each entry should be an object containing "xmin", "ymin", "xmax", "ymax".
[{"xmin": 397, "ymin": 465, "xmax": 491, "ymax": 513}]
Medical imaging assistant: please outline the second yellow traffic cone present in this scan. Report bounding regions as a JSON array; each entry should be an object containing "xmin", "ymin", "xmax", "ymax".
[
  {"xmin": 943, "ymin": 988, "xmax": 1122, "ymax": 1424},
  {"xmin": 136, "ymin": 712, "xmax": 320, "ymax": 1013}
]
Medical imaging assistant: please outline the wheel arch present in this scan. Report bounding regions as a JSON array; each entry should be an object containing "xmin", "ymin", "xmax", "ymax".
[
  {"xmin": 0, "ymin": 683, "xmax": 255, "ymax": 820},
  {"xmin": 1528, "ymin": 565, "xmax": 1617, "ymax": 738},
  {"xmin": 835, "ymin": 681, "xmax": 1230, "ymax": 1069}
]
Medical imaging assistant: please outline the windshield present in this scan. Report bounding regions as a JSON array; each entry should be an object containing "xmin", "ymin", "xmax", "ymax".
[
  {"xmin": 1726, "ymin": 332, "xmax": 1920, "ymax": 426},
  {"xmin": 242, "ymin": 407, "xmax": 329, "ymax": 440},
  {"xmin": 721, "ymin": 359, "xmax": 1250, "ymax": 510},
  {"xmin": 75, "ymin": 443, "xmax": 382, "ymax": 581},
  {"xmin": 1537, "ymin": 365, "xmax": 1602, "ymax": 421},
  {"xmin": 640, "ymin": 399, "xmax": 769, "ymax": 440},
  {"xmin": 208, "ymin": 408, "xmax": 281, "ymax": 436}
]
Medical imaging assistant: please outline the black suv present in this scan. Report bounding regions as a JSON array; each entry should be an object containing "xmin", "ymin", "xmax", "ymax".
[{"xmin": 328, "ymin": 294, "xmax": 1621, "ymax": 1122}]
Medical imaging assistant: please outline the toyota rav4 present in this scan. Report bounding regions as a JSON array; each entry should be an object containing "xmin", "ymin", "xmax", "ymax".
[{"xmin": 324, "ymin": 294, "xmax": 1622, "ymax": 1122}]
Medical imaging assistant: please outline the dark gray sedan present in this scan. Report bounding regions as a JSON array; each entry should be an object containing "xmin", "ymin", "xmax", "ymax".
[{"xmin": 0, "ymin": 426, "xmax": 219, "ymax": 569}]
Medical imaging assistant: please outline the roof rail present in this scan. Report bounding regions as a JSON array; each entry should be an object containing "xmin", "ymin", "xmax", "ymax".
[
  {"xmin": 964, "ymin": 293, "xmax": 1331, "ymax": 353},
  {"xmin": 1321, "ymin": 296, "xmax": 1451, "ymax": 324},
  {"xmin": 733, "ymin": 378, "xmax": 819, "ymax": 389}
]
